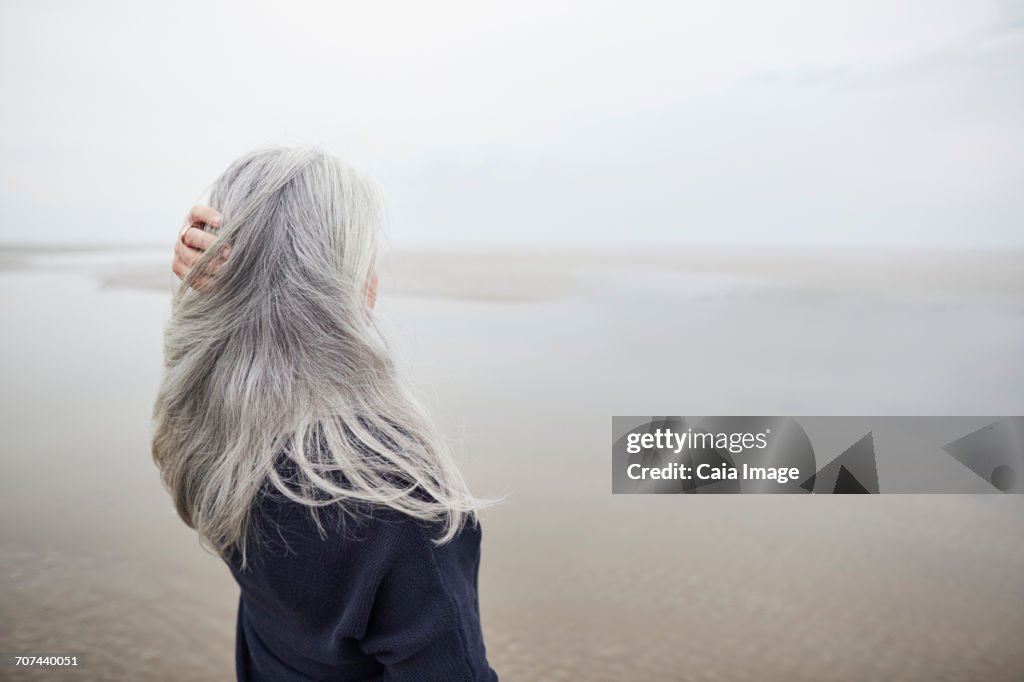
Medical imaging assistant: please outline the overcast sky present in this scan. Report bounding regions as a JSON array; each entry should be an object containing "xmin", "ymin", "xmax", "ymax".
[{"xmin": 1, "ymin": 0, "xmax": 1022, "ymax": 247}]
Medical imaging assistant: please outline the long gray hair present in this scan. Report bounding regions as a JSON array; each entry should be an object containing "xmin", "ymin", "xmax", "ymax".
[{"xmin": 153, "ymin": 146, "xmax": 482, "ymax": 561}]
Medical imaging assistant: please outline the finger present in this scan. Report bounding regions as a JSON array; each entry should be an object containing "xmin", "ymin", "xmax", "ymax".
[
  {"xmin": 180, "ymin": 246, "xmax": 201, "ymax": 269},
  {"xmin": 216, "ymin": 243, "xmax": 233, "ymax": 263},
  {"xmin": 173, "ymin": 239, "xmax": 201, "ymax": 269},
  {"xmin": 186, "ymin": 205, "xmax": 222, "ymax": 229},
  {"xmin": 181, "ymin": 226, "xmax": 217, "ymax": 251},
  {"xmin": 192, "ymin": 274, "xmax": 214, "ymax": 291},
  {"xmin": 173, "ymin": 254, "xmax": 215, "ymax": 291},
  {"xmin": 173, "ymin": 259, "xmax": 212, "ymax": 291},
  {"xmin": 172, "ymin": 248, "xmax": 201, "ymax": 276}
]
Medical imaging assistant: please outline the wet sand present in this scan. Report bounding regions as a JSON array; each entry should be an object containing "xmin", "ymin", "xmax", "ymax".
[{"xmin": 1, "ymin": 245, "xmax": 1023, "ymax": 680}]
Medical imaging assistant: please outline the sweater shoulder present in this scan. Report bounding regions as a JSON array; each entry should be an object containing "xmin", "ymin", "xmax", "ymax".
[{"xmin": 236, "ymin": 488, "xmax": 479, "ymax": 573}]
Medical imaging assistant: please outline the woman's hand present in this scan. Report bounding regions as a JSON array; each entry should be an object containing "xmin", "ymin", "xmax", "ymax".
[{"xmin": 173, "ymin": 205, "xmax": 228, "ymax": 290}]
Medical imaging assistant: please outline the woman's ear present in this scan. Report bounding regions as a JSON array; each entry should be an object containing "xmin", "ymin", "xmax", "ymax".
[{"xmin": 366, "ymin": 267, "xmax": 379, "ymax": 310}]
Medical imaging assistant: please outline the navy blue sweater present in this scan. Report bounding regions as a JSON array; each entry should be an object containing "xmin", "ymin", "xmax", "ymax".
[{"xmin": 225, "ymin": 487, "xmax": 497, "ymax": 681}]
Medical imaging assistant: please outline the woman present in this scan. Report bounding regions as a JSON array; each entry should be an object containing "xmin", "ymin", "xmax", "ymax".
[{"xmin": 155, "ymin": 147, "xmax": 497, "ymax": 681}]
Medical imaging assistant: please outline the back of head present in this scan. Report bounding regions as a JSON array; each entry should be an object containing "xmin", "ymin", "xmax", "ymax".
[
  {"xmin": 197, "ymin": 147, "xmax": 383, "ymax": 322},
  {"xmin": 153, "ymin": 147, "xmax": 479, "ymax": 561}
]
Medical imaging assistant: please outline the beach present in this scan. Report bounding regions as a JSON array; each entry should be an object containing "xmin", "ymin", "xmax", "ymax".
[{"xmin": 1, "ymin": 245, "xmax": 1023, "ymax": 681}]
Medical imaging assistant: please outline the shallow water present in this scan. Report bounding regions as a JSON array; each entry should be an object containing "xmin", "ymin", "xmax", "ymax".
[{"xmin": 1, "ymin": 248, "xmax": 1023, "ymax": 680}]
